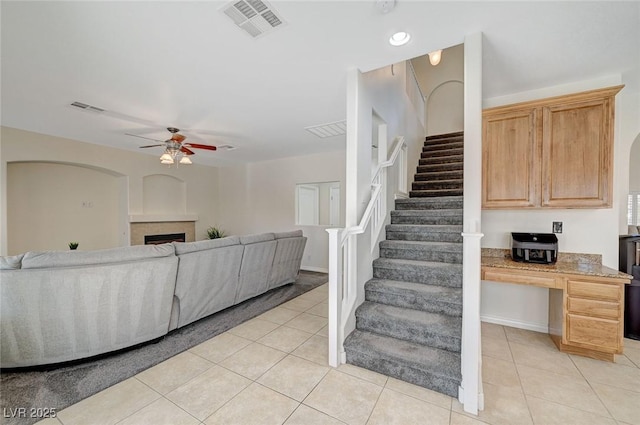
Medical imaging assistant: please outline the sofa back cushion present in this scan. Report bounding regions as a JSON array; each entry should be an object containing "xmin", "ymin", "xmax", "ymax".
[
  {"xmin": 235, "ymin": 233, "xmax": 277, "ymax": 303},
  {"xmin": 274, "ymin": 230, "xmax": 303, "ymax": 239},
  {"xmin": 21, "ymin": 244, "xmax": 176, "ymax": 269},
  {"xmin": 173, "ymin": 242, "xmax": 244, "ymax": 328},
  {"xmin": 268, "ymin": 234, "xmax": 307, "ymax": 289},
  {"xmin": 0, "ymin": 253, "xmax": 24, "ymax": 270},
  {"xmin": 173, "ymin": 236, "xmax": 240, "ymax": 255}
]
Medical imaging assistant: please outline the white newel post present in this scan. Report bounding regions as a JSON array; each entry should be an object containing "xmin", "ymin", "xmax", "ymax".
[
  {"xmin": 326, "ymin": 228, "xmax": 342, "ymax": 367},
  {"xmin": 459, "ymin": 228, "xmax": 484, "ymax": 413}
]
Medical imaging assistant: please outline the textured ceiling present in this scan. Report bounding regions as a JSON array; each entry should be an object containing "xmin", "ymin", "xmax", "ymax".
[{"xmin": 2, "ymin": 1, "xmax": 638, "ymax": 166}]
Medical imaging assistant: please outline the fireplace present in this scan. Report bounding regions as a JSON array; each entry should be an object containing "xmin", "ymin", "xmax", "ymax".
[
  {"xmin": 144, "ymin": 233, "xmax": 186, "ymax": 245},
  {"xmin": 129, "ymin": 217, "xmax": 196, "ymax": 245}
]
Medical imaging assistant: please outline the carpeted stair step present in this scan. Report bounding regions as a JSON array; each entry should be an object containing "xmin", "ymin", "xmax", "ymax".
[
  {"xmin": 344, "ymin": 330, "xmax": 461, "ymax": 397},
  {"xmin": 390, "ymin": 209, "xmax": 462, "ymax": 225},
  {"xmin": 423, "ymin": 141, "xmax": 464, "ymax": 152},
  {"xmin": 355, "ymin": 302, "xmax": 461, "ymax": 352},
  {"xmin": 425, "ymin": 131, "xmax": 464, "ymax": 141},
  {"xmin": 373, "ymin": 258, "xmax": 463, "ymax": 287},
  {"xmin": 379, "ymin": 240, "xmax": 462, "ymax": 263},
  {"xmin": 386, "ymin": 224, "xmax": 462, "ymax": 243},
  {"xmin": 412, "ymin": 179, "xmax": 463, "ymax": 191},
  {"xmin": 395, "ymin": 196, "xmax": 463, "ymax": 210},
  {"xmin": 365, "ymin": 278, "xmax": 462, "ymax": 316},
  {"xmin": 417, "ymin": 162, "xmax": 463, "ymax": 173},
  {"xmin": 414, "ymin": 170, "xmax": 463, "ymax": 182},
  {"xmin": 410, "ymin": 188, "xmax": 464, "ymax": 198},
  {"xmin": 418, "ymin": 155, "xmax": 463, "ymax": 166},
  {"xmin": 421, "ymin": 147, "xmax": 464, "ymax": 158}
]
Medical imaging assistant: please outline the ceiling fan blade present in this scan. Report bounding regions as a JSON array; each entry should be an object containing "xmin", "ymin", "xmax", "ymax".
[
  {"xmin": 180, "ymin": 146, "xmax": 195, "ymax": 155},
  {"xmin": 184, "ymin": 143, "xmax": 217, "ymax": 151},
  {"xmin": 171, "ymin": 134, "xmax": 186, "ymax": 142},
  {"xmin": 125, "ymin": 133, "xmax": 163, "ymax": 143},
  {"xmin": 139, "ymin": 144, "xmax": 164, "ymax": 148}
]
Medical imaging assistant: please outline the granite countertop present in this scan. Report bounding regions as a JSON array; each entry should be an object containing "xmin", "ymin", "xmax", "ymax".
[{"xmin": 481, "ymin": 248, "xmax": 633, "ymax": 280}]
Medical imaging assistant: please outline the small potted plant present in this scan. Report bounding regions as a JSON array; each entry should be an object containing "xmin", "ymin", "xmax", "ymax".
[
  {"xmin": 68, "ymin": 242, "xmax": 79, "ymax": 250},
  {"xmin": 206, "ymin": 226, "xmax": 225, "ymax": 239}
]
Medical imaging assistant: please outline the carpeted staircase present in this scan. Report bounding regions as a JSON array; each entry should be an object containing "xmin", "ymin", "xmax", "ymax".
[{"xmin": 344, "ymin": 131, "xmax": 464, "ymax": 397}]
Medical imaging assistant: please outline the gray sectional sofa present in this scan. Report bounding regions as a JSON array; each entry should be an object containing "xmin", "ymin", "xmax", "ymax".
[{"xmin": 0, "ymin": 230, "xmax": 306, "ymax": 368}]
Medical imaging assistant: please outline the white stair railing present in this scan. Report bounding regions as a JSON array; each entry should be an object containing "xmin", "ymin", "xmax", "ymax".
[{"xmin": 327, "ymin": 136, "xmax": 407, "ymax": 367}]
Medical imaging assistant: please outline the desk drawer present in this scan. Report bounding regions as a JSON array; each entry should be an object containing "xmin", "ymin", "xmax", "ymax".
[
  {"xmin": 566, "ymin": 314, "xmax": 620, "ymax": 352},
  {"xmin": 483, "ymin": 269, "xmax": 558, "ymax": 288},
  {"xmin": 567, "ymin": 297, "xmax": 620, "ymax": 320},
  {"xmin": 566, "ymin": 279, "xmax": 621, "ymax": 302}
]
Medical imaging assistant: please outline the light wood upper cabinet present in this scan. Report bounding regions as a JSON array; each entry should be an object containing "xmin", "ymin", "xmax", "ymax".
[
  {"xmin": 482, "ymin": 108, "xmax": 539, "ymax": 208},
  {"xmin": 482, "ymin": 85, "xmax": 623, "ymax": 209}
]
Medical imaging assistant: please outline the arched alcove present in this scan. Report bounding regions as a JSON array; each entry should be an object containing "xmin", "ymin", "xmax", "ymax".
[
  {"xmin": 630, "ymin": 134, "xmax": 640, "ymax": 192},
  {"xmin": 426, "ymin": 80, "xmax": 464, "ymax": 136},
  {"xmin": 7, "ymin": 161, "xmax": 126, "ymax": 254},
  {"xmin": 628, "ymin": 134, "xmax": 640, "ymax": 231},
  {"xmin": 142, "ymin": 174, "xmax": 187, "ymax": 215}
]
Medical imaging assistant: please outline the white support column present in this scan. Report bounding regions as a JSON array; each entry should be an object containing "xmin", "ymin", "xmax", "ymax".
[{"xmin": 459, "ymin": 31, "xmax": 484, "ymax": 414}]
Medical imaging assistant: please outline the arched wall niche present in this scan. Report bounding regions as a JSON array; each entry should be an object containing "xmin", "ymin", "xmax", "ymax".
[
  {"xmin": 142, "ymin": 174, "xmax": 187, "ymax": 215},
  {"xmin": 629, "ymin": 134, "xmax": 640, "ymax": 192},
  {"xmin": 426, "ymin": 80, "xmax": 464, "ymax": 136},
  {"xmin": 7, "ymin": 161, "xmax": 127, "ymax": 254}
]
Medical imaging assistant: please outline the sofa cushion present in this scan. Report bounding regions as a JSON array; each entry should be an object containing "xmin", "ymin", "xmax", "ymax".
[
  {"xmin": 240, "ymin": 233, "xmax": 275, "ymax": 245},
  {"xmin": 173, "ymin": 236, "xmax": 240, "ymax": 255},
  {"xmin": 274, "ymin": 230, "xmax": 304, "ymax": 239},
  {"xmin": 21, "ymin": 244, "xmax": 175, "ymax": 269},
  {"xmin": 0, "ymin": 253, "xmax": 24, "ymax": 270}
]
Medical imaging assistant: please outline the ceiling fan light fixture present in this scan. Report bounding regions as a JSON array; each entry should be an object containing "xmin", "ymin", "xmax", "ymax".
[
  {"xmin": 389, "ymin": 31, "xmax": 410, "ymax": 46},
  {"xmin": 428, "ymin": 49, "xmax": 443, "ymax": 66},
  {"xmin": 179, "ymin": 156, "xmax": 192, "ymax": 165},
  {"xmin": 160, "ymin": 152, "xmax": 173, "ymax": 161}
]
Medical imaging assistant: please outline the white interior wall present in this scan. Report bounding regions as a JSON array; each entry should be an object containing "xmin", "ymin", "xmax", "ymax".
[
  {"xmin": 8, "ymin": 162, "xmax": 121, "ymax": 253},
  {"xmin": 143, "ymin": 174, "xmax": 187, "ymax": 214},
  {"xmin": 344, "ymin": 61, "xmax": 425, "ymax": 333},
  {"xmin": 0, "ymin": 126, "xmax": 219, "ymax": 255},
  {"xmin": 217, "ymin": 150, "xmax": 346, "ymax": 273},
  {"xmin": 412, "ymin": 44, "xmax": 465, "ymax": 136},
  {"xmin": 481, "ymin": 75, "xmax": 640, "ymax": 331}
]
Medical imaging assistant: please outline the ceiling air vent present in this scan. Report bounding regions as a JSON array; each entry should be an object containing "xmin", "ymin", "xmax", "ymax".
[
  {"xmin": 70, "ymin": 101, "xmax": 105, "ymax": 113},
  {"xmin": 221, "ymin": 0, "xmax": 286, "ymax": 39},
  {"xmin": 305, "ymin": 120, "xmax": 347, "ymax": 138}
]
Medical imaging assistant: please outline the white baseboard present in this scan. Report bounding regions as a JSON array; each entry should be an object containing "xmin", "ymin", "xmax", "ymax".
[
  {"xmin": 301, "ymin": 266, "xmax": 328, "ymax": 273},
  {"xmin": 480, "ymin": 315, "xmax": 548, "ymax": 334}
]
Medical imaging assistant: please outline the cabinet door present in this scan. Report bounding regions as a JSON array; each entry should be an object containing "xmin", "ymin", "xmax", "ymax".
[
  {"xmin": 482, "ymin": 109, "xmax": 539, "ymax": 208},
  {"xmin": 541, "ymin": 97, "xmax": 613, "ymax": 207}
]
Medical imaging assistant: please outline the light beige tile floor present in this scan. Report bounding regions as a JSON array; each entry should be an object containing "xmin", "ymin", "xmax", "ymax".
[{"xmin": 39, "ymin": 284, "xmax": 640, "ymax": 425}]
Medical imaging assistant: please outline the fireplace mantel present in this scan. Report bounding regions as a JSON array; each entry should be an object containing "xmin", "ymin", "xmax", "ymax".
[{"xmin": 129, "ymin": 214, "xmax": 198, "ymax": 223}]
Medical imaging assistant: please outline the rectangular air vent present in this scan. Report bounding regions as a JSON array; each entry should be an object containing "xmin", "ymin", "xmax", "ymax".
[
  {"xmin": 70, "ymin": 101, "xmax": 105, "ymax": 113},
  {"xmin": 305, "ymin": 120, "xmax": 347, "ymax": 138},
  {"xmin": 221, "ymin": 0, "xmax": 286, "ymax": 38}
]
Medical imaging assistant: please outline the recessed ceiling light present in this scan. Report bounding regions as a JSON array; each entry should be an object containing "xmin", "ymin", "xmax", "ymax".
[{"xmin": 389, "ymin": 31, "xmax": 410, "ymax": 46}]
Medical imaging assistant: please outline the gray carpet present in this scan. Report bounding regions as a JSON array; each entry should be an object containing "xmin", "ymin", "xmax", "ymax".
[
  {"xmin": 0, "ymin": 271, "xmax": 327, "ymax": 425},
  {"xmin": 344, "ymin": 132, "xmax": 464, "ymax": 397}
]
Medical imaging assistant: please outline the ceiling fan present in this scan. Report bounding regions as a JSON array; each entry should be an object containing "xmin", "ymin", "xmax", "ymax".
[{"xmin": 130, "ymin": 127, "xmax": 217, "ymax": 165}]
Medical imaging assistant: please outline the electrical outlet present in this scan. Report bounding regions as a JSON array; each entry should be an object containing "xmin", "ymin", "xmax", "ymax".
[{"xmin": 552, "ymin": 221, "xmax": 563, "ymax": 233}]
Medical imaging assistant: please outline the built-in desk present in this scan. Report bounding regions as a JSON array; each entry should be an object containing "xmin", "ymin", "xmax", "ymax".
[{"xmin": 481, "ymin": 249, "xmax": 632, "ymax": 362}]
